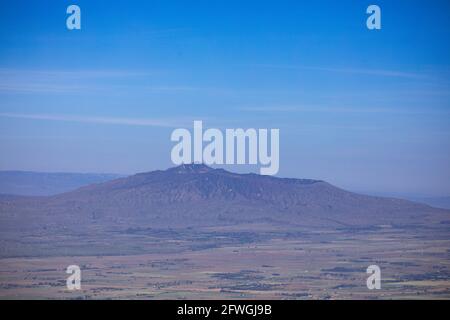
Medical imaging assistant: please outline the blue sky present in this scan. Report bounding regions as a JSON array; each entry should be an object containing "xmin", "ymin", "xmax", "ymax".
[{"xmin": 0, "ymin": 0, "xmax": 449, "ymax": 196}]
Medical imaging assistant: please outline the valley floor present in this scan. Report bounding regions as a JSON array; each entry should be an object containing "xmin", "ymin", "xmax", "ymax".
[{"xmin": 0, "ymin": 225, "xmax": 449, "ymax": 299}]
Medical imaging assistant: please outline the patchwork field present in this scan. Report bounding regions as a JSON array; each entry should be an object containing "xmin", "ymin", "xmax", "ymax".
[{"xmin": 1, "ymin": 225, "xmax": 449, "ymax": 299}]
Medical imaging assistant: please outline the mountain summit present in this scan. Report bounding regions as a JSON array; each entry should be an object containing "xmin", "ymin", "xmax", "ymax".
[{"xmin": 169, "ymin": 163, "xmax": 215, "ymax": 174}]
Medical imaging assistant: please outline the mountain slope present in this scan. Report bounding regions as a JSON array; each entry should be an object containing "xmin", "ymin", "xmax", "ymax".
[{"xmin": 1, "ymin": 164, "xmax": 448, "ymax": 230}]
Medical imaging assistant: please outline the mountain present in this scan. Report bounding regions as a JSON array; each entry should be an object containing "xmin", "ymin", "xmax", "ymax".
[
  {"xmin": 1, "ymin": 164, "xmax": 448, "ymax": 231},
  {"xmin": 0, "ymin": 171, "xmax": 124, "ymax": 196}
]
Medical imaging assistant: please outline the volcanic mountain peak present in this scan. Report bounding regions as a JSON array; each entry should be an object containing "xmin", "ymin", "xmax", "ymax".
[{"xmin": 169, "ymin": 163, "xmax": 215, "ymax": 174}]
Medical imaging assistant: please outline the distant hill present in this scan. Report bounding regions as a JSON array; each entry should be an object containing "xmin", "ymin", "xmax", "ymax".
[
  {"xmin": 0, "ymin": 171, "xmax": 124, "ymax": 196},
  {"xmin": 409, "ymin": 196, "xmax": 450, "ymax": 210},
  {"xmin": 357, "ymin": 190, "xmax": 450, "ymax": 210},
  {"xmin": 1, "ymin": 164, "xmax": 448, "ymax": 232}
]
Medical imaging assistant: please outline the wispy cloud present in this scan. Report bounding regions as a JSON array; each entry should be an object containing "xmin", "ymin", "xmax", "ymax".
[
  {"xmin": 0, "ymin": 83, "xmax": 204, "ymax": 94},
  {"xmin": 241, "ymin": 105, "xmax": 450, "ymax": 115},
  {"xmin": 0, "ymin": 112, "xmax": 190, "ymax": 128},
  {"xmin": 0, "ymin": 69, "xmax": 155, "ymax": 79},
  {"xmin": 0, "ymin": 68, "xmax": 159, "ymax": 94},
  {"xmin": 250, "ymin": 64, "xmax": 427, "ymax": 79},
  {"xmin": 0, "ymin": 83, "xmax": 89, "ymax": 94},
  {"xmin": 0, "ymin": 69, "xmax": 222, "ymax": 95},
  {"xmin": 144, "ymin": 86, "xmax": 201, "ymax": 93}
]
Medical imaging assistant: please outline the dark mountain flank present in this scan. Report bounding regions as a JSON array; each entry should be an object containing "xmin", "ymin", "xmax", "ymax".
[{"xmin": 0, "ymin": 164, "xmax": 448, "ymax": 231}]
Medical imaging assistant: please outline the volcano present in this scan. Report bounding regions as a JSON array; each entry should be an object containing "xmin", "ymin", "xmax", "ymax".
[{"xmin": 1, "ymin": 164, "xmax": 448, "ymax": 232}]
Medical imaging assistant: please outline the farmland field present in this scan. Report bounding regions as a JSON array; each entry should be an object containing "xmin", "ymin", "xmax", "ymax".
[{"xmin": 1, "ymin": 224, "xmax": 448, "ymax": 299}]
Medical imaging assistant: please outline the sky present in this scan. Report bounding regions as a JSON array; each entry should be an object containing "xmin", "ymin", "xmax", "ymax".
[{"xmin": 0, "ymin": 0, "xmax": 449, "ymax": 197}]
